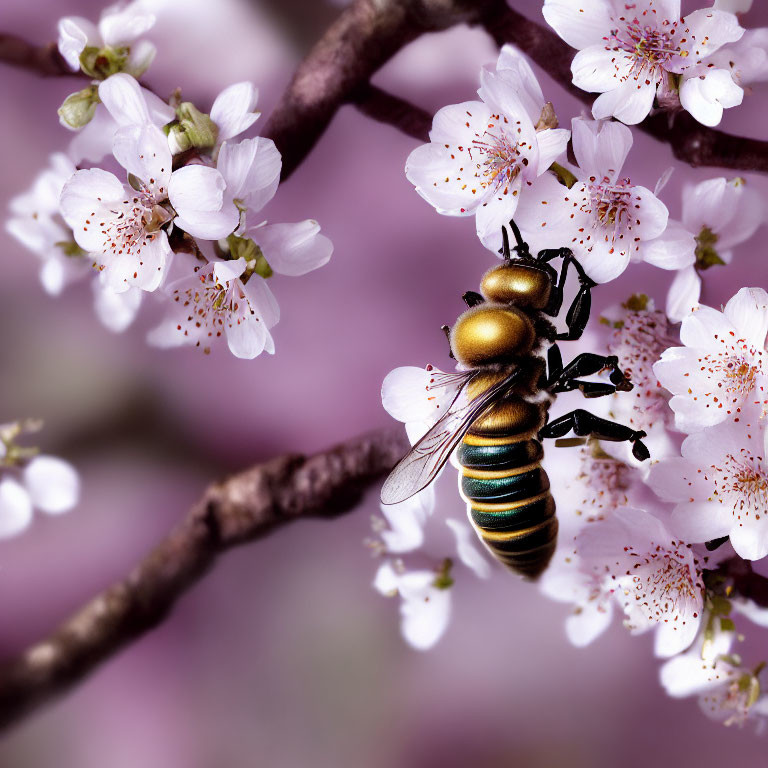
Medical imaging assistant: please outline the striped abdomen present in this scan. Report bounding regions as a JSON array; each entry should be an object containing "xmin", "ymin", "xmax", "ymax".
[{"xmin": 457, "ymin": 375, "xmax": 556, "ymax": 579}]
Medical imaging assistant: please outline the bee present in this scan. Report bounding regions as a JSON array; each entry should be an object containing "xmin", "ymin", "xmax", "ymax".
[{"xmin": 380, "ymin": 221, "xmax": 650, "ymax": 579}]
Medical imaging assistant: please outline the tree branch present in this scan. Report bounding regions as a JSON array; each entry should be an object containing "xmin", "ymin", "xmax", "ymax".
[
  {"xmin": 0, "ymin": 428, "xmax": 408, "ymax": 732},
  {"xmin": 0, "ymin": 33, "xmax": 73, "ymax": 77},
  {"xmin": 352, "ymin": 84, "xmax": 431, "ymax": 142}
]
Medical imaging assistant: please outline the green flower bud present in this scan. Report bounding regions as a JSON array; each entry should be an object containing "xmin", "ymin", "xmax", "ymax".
[
  {"xmin": 227, "ymin": 234, "xmax": 273, "ymax": 279},
  {"xmin": 79, "ymin": 45, "xmax": 129, "ymax": 80},
  {"xmin": 167, "ymin": 102, "xmax": 219, "ymax": 154},
  {"xmin": 695, "ymin": 226, "xmax": 725, "ymax": 270},
  {"xmin": 58, "ymin": 86, "xmax": 100, "ymax": 130}
]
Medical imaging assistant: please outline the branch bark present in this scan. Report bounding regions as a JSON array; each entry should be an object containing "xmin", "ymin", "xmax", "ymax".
[
  {"xmin": 0, "ymin": 33, "xmax": 72, "ymax": 76},
  {"xmin": 0, "ymin": 428, "xmax": 408, "ymax": 732}
]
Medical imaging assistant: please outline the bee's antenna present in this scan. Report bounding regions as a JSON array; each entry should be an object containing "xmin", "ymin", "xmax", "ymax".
[
  {"xmin": 508, "ymin": 219, "xmax": 531, "ymax": 258},
  {"xmin": 500, "ymin": 225, "xmax": 511, "ymax": 261}
]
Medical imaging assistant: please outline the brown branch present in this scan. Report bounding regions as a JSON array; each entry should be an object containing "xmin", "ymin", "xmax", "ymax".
[
  {"xmin": 352, "ymin": 84, "xmax": 431, "ymax": 142},
  {"xmin": 0, "ymin": 33, "xmax": 73, "ymax": 76},
  {"xmin": 261, "ymin": 0, "xmax": 498, "ymax": 179},
  {"xmin": 722, "ymin": 557, "xmax": 768, "ymax": 608},
  {"xmin": 0, "ymin": 428, "xmax": 408, "ymax": 732}
]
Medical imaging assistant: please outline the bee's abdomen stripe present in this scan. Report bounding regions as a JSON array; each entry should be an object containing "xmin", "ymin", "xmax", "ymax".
[
  {"xmin": 479, "ymin": 515, "xmax": 559, "ymax": 579},
  {"xmin": 456, "ymin": 439, "xmax": 543, "ymax": 470},
  {"xmin": 461, "ymin": 467, "xmax": 549, "ymax": 504},
  {"xmin": 469, "ymin": 493, "xmax": 555, "ymax": 532}
]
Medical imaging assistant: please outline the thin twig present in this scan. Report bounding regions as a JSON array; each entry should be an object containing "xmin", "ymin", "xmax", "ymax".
[
  {"xmin": 0, "ymin": 428, "xmax": 408, "ymax": 732},
  {"xmin": 0, "ymin": 33, "xmax": 74, "ymax": 77}
]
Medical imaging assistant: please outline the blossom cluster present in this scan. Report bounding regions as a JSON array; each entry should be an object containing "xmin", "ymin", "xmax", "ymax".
[
  {"xmin": 7, "ymin": 2, "xmax": 333, "ymax": 359},
  {"xmin": 373, "ymin": 37, "xmax": 768, "ymax": 728},
  {"xmin": 0, "ymin": 420, "xmax": 79, "ymax": 539}
]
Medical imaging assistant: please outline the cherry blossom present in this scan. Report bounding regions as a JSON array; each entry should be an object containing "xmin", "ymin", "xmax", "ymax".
[
  {"xmin": 543, "ymin": 0, "xmax": 745, "ymax": 125},
  {"xmin": 373, "ymin": 561, "xmax": 452, "ymax": 651},
  {"xmin": 577, "ymin": 507, "xmax": 705, "ymax": 657},
  {"xmin": 516, "ymin": 118, "xmax": 693, "ymax": 283},
  {"xmin": 148, "ymin": 256, "xmax": 278, "ymax": 358},
  {"xmin": 654, "ymin": 288, "xmax": 768, "ymax": 431},
  {"xmin": 58, "ymin": 1, "xmax": 156, "ymax": 79},
  {"xmin": 405, "ymin": 45, "xmax": 569, "ymax": 251},
  {"xmin": 661, "ymin": 621, "xmax": 768, "ymax": 727},
  {"xmin": 6, "ymin": 153, "xmax": 89, "ymax": 295},
  {"xmin": 651, "ymin": 411, "xmax": 768, "ymax": 561},
  {"xmin": 665, "ymin": 177, "xmax": 765, "ymax": 322},
  {"xmin": 0, "ymin": 422, "xmax": 80, "ymax": 539}
]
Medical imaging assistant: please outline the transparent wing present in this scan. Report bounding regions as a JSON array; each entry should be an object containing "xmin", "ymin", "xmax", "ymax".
[{"xmin": 381, "ymin": 368, "xmax": 522, "ymax": 505}]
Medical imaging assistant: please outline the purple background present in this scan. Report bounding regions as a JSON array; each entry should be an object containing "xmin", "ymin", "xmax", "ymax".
[{"xmin": 2, "ymin": 0, "xmax": 768, "ymax": 765}]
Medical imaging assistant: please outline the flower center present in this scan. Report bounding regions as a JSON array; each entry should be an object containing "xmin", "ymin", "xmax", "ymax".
[
  {"xmin": 609, "ymin": 19, "xmax": 678, "ymax": 76},
  {"xmin": 587, "ymin": 177, "xmax": 632, "ymax": 229},
  {"xmin": 714, "ymin": 453, "xmax": 768, "ymax": 520},
  {"xmin": 624, "ymin": 545, "xmax": 701, "ymax": 623},
  {"xmin": 470, "ymin": 118, "xmax": 524, "ymax": 194},
  {"xmin": 100, "ymin": 191, "xmax": 168, "ymax": 259}
]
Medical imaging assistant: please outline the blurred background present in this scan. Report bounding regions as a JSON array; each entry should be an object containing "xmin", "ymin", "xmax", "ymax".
[{"xmin": 2, "ymin": 0, "xmax": 768, "ymax": 765}]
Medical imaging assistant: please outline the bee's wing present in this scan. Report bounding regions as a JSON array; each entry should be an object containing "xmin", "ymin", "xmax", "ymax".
[{"xmin": 381, "ymin": 368, "xmax": 522, "ymax": 505}]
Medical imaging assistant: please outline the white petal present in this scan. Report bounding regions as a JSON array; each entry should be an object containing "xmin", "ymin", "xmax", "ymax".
[
  {"xmin": 713, "ymin": 0, "xmax": 752, "ymax": 11},
  {"xmin": 660, "ymin": 655, "xmax": 717, "ymax": 697},
  {"xmin": 373, "ymin": 562, "xmax": 399, "ymax": 596},
  {"xmin": 93, "ymin": 281, "xmax": 142, "ymax": 332},
  {"xmin": 577, "ymin": 236, "xmax": 631, "ymax": 283},
  {"xmin": 24, "ymin": 456, "xmax": 79, "ymax": 515},
  {"xmin": 398, "ymin": 572, "xmax": 451, "ymax": 650},
  {"xmin": 225, "ymin": 308, "xmax": 273, "ymax": 359},
  {"xmin": 571, "ymin": 117, "xmax": 632, "ymax": 182},
  {"xmin": 542, "ymin": 0, "xmax": 614, "ymax": 49},
  {"xmin": 112, "ymin": 123, "xmax": 172, "ymax": 195},
  {"xmin": 380, "ymin": 497, "xmax": 427, "ymax": 554},
  {"xmin": 641, "ymin": 219, "xmax": 695, "ymax": 270},
  {"xmin": 535, "ymin": 128, "xmax": 570, "ymax": 174},
  {"xmin": 254, "ymin": 220, "xmax": 332, "ymax": 277},
  {"xmin": 446, "ymin": 518, "xmax": 491, "ymax": 578},
  {"xmin": 382, "ymin": 367, "xmax": 437, "ymax": 423},
  {"xmin": 671, "ymin": 500, "xmax": 733, "ymax": 543},
  {"xmin": 243, "ymin": 274, "xmax": 280, "ymax": 328},
  {"xmin": 592, "ymin": 80, "xmax": 657, "ymax": 125},
  {"xmin": 494, "ymin": 45, "xmax": 545, "ymax": 120},
  {"xmin": 98, "ymin": 1, "xmax": 156, "ymax": 47},
  {"xmin": 57, "ymin": 17, "xmax": 98, "ymax": 70},
  {"xmin": 475, "ymin": 181, "xmax": 522, "ymax": 251},
  {"xmin": 59, "ymin": 168, "xmax": 126, "ymax": 252},
  {"xmin": 680, "ymin": 9, "xmax": 745, "ymax": 63},
  {"xmin": 717, "ymin": 179, "xmax": 765, "ymax": 250},
  {"xmin": 217, "ymin": 138, "xmax": 281, "ymax": 214},
  {"xmin": 666, "ymin": 266, "xmax": 701, "ymax": 322},
  {"xmin": 723, "ymin": 287, "xmax": 768, "ymax": 349},
  {"xmin": 67, "ymin": 107, "xmax": 118, "ymax": 164},
  {"xmin": 682, "ymin": 177, "xmax": 736, "ymax": 234},
  {"xmin": 729, "ymin": 520, "xmax": 768, "ymax": 561},
  {"xmin": 101, "ymin": 231, "xmax": 171, "ymax": 293},
  {"xmin": 169, "ymin": 165, "xmax": 239, "ymax": 240},
  {"xmin": 125, "ymin": 39, "xmax": 156, "ymax": 78},
  {"xmin": 0, "ymin": 478, "xmax": 33, "ymax": 538},
  {"xmin": 565, "ymin": 601, "xmax": 613, "ymax": 647},
  {"xmin": 679, "ymin": 304, "xmax": 736, "ymax": 348},
  {"xmin": 98, "ymin": 73, "xmax": 152, "ymax": 126},
  {"xmin": 654, "ymin": 612, "xmax": 702, "ymax": 658},
  {"xmin": 680, "ymin": 70, "xmax": 743, "ymax": 127},
  {"xmin": 210, "ymin": 82, "xmax": 260, "ymax": 142},
  {"xmin": 572, "ymin": 47, "xmax": 634, "ymax": 93}
]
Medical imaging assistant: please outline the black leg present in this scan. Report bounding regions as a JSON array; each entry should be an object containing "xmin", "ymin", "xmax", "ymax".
[
  {"xmin": 539, "ymin": 409, "xmax": 650, "ymax": 461},
  {"xmin": 547, "ymin": 353, "xmax": 633, "ymax": 393},
  {"xmin": 547, "ymin": 343, "xmax": 564, "ymax": 382},
  {"xmin": 463, "ymin": 291, "xmax": 484, "ymax": 308},
  {"xmin": 441, "ymin": 325, "xmax": 455, "ymax": 359}
]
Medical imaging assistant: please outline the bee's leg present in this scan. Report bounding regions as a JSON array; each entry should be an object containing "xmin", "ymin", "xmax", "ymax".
[
  {"xmin": 548, "ymin": 353, "xmax": 633, "ymax": 393},
  {"xmin": 546, "ymin": 343, "xmax": 564, "ymax": 382},
  {"xmin": 539, "ymin": 409, "xmax": 650, "ymax": 461},
  {"xmin": 462, "ymin": 291, "xmax": 484, "ymax": 307},
  {"xmin": 440, "ymin": 325, "xmax": 455, "ymax": 359},
  {"xmin": 537, "ymin": 248, "xmax": 572, "ymax": 317}
]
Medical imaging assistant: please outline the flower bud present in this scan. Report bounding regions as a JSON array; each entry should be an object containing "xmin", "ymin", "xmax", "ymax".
[
  {"xmin": 166, "ymin": 103, "xmax": 219, "ymax": 154},
  {"xmin": 57, "ymin": 86, "xmax": 99, "ymax": 130},
  {"xmin": 79, "ymin": 45, "xmax": 129, "ymax": 80}
]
